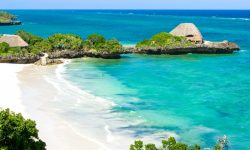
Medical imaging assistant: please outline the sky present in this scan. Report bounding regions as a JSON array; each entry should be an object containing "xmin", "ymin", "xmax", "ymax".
[{"xmin": 0, "ymin": 0, "xmax": 250, "ymax": 10}]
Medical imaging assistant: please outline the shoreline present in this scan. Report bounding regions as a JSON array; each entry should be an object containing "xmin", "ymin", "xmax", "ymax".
[
  {"xmin": 0, "ymin": 60, "xmax": 176, "ymax": 150},
  {"xmin": 15, "ymin": 60, "xmax": 135, "ymax": 150},
  {"xmin": 0, "ymin": 61, "xmax": 111, "ymax": 150},
  {"xmin": 17, "ymin": 62, "xmax": 104, "ymax": 150}
]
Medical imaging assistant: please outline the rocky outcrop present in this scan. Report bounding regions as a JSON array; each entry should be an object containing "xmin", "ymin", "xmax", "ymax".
[
  {"xmin": 34, "ymin": 59, "xmax": 63, "ymax": 66},
  {"xmin": 0, "ymin": 50, "xmax": 121, "ymax": 64},
  {"xmin": 0, "ymin": 55, "xmax": 40, "ymax": 64},
  {"xmin": 48, "ymin": 50, "xmax": 121, "ymax": 59},
  {"xmin": 201, "ymin": 40, "xmax": 240, "ymax": 53},
  {"xmin": 48, "ymin": 50, "xmax": 85, "ymax": 59},
  {"xmin": 84, "ymin": 51, "xmax": 121, "ymax": 59},
  {"xmin": 131, "ymin": 41, "xmax": 240, "ymax": 55},
  {"xmin": 0, "ymin": 21, "xmax": 21, "ymax": 26},
  {"xmin": 34, "ymin": 53, "xmax": 63, "ymax": 66}
]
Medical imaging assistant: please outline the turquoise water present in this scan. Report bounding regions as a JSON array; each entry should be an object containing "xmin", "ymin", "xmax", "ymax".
[{"xmin": 1, "ymin": 10, "xmax": 250, "ymax": 149}]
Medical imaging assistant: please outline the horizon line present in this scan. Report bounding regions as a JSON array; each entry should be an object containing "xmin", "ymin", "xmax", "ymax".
[{"xmin": 1, "ymin": 8, "xmax": 250, "ymax": 11}]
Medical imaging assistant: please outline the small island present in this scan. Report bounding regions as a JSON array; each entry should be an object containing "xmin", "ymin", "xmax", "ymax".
[
  {"xmin": 0, "ymin": 11, "xmax": 21, "ymax": 26},
  {"xmin": 130, "ymin": 23, "xmax": 240, "ymax": 54}
]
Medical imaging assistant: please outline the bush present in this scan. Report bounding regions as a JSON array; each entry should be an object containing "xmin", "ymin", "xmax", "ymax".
[
  {"xmin": 16, "ymin": 30, "xmax": 43, "ymax": 45},
  {"xmin": 130, "ymin": 137, "xmax": 222, "ymax": 150},
  {"xmin": 85, "ymin": 34, "xmax": 122, "ymax": 53},
  {"xmin": 0, "ymin": 109, "xmax": 46, "ymax": 150},
  {"xmin": 30, "ymin": 40, "xmax": 53, "ymax": 54},
  {"xmin": 136, "ymin": 32, "xmax": 193, "ymax": 49},
  {"xmin": 97, "ymin": 39, "xmax": 122, "ymax": 53},
  {"xmin": 48, "ymin": 34, "xmax": 83, "ymax": 50},
  {"xmin": 130, "ymin": 140, "xmax": 143, "ymax": 150},
  {"xmin": 8, "ymin": 47, "xmax": 28, "ymax": 55},
  {"xmin": 0, "ymin": 42, "xmax": 10, "ymax": 54},
  {"xmin": 0, "ymin": 43, "xmax": 29, "ymax": 56},
  {"xmin": 136, "ymin": 40, "xmax": 151, "ymax": 48},
  {"xmin": 86, "ymin": 34, "xmax": 106, "ymax": 49}
]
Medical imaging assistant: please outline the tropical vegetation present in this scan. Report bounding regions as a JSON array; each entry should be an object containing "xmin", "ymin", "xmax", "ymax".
[
  {"xmin": 0, "ymin": 31, "xmax": 123, "ymax": 58},
  {"xmin": 136, "ymin": 32, "xmax": 194, "ymax": 49},
  {"xmin": 48, "ymin": 33, "xmax": 83, "ymax": 50},
  {"xmin": 84, "ymin": 34, "xmax": 122, "ymax": 53},
  {"xmin": 0, "ymin": 42, "xmax": 29, "ymax": 56},
  {"xmin": 0, "ymin": 108, "xmax": 46, "ymax": 150},
  {"xmin": 130, "ymin": 137, "xmax": 226, "ymax": 150}
]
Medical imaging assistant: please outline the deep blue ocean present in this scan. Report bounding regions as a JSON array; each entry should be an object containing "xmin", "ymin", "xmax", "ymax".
[{"xmin": 1, "ymin": 10, "xmax": 250, "ymax": 149}]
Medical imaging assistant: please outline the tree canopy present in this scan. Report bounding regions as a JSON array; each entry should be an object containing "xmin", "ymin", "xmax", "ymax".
[
  {"xmin": 130, "ymin": 137, "xmax": 222, "ymax": 150},
  {"xmin": 0, "ymin": 109, "xmax": 46, "ymax": 150},
  {"xmin": 0, "ymin": 31, "xmax": 122, "ymax": 57},
  {"xmin": 16, "ymin": 30, "xmax": 43, "ymax": 45},
  {"xmin": 48, "ymin": 33, "xmax": 83, "ymax": 50},
  {"xmin": 85, "ymin": 34, "xmax": 122, "ymax": 53}
]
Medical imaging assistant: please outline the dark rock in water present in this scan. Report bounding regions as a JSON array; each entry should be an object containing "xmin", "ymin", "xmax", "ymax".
[
  {"xmin": 133, "ymin": 41, "xmax": 240, "ymax": 55},
  {"xmin": 48, "ymin": 50, "xmax": 121, "ymax": 59},
  {"xmin": 0, "ymin": 55, "xmax": 40, "ymax": 64},
  {"xmin": 84, "ymin": 51, "xmax": 121, "ymax": 59},
  {"xmin": 0, "ymin": 21, "xmax": 21, "ymax": 26},
  {"xmin": 199, "ymin": 40, "xmax": 240, "ymax": 54}
]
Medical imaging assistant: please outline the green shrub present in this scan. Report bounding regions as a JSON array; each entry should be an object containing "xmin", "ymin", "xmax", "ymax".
[
  {"xmin": 130, "ymin": 140, "xmax": 143, "ymax": 150},
  {"xmin": 16, "ymin": 30, "xmax": 43, "ymax": 45},
  {"xmin": 0, "ymin": 108, "xmax": 46, "ymax": 150},
  {"xmin": 136, "ymin": 32, "xmax": 193, "ymax": 49},
  {"xmin": 8, "ymin": 47, "xmax": 25, "ymax": 55},
  {"xmin": 145, "ymin": 144, "xmax": 157, "ymax": 150},
  {"xmin": 0, "ymin": 43, "xmax": 29, "ymax": 56},
  {"xmin": 136, "ymin": 40, "xmax": 151, "ymax": 48},
  {"xmin": 97, "ymin": 39, "xmax": 122, "ymax": 53},
  {"xmin": 86, "ymin": 34, "xmax": 106, "ymax": 49},
  {"xmin": 130, "ymin": 137, "xmax": 222, "ymax": 150},
  {"xmin": 0, "ymin": 42, "xmax": 10, "ymax": 54},
  {"xmin": 85, "ymin": 34, "xmax": 122, "ymax": 53},
  {"xmin": 48, "ymin": 33, "xmax": 83, "ymax": 50},
  {"xmin": 30, "ymin": 40, "xmax": 53, "ymax": 54}
]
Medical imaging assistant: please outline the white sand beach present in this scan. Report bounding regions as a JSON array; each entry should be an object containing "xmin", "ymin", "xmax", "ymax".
[
  {"xmin": 0, "ymin": 62, "xmax": 171, "ymax": 150},
  {"xmin": 0, "ymin": 63, "xmax": 106, "ymax": 150},
  {"xmin": 0, "ymin": 64, "xmax": 28, "ymax": 115},
  {"xmin": 6, "ymin": 61, "xmax": 134, "ymax": 150},
  {"xmin": 17, "ymin": 64, "xmax": 103, "ymax": 150}
]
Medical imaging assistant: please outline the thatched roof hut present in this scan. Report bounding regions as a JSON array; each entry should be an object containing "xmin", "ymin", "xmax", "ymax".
[
  {"xmin": 0, "ymin": 34, "xmax": 28, "ymax": 47},
  {"xmin": 170, "ymin": 23, "xmax": 203, "ymax": 44}
]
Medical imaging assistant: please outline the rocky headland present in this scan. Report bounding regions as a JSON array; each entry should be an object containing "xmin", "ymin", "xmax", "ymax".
[
  {"xmin": 48, "ymin": 50, "xmax": 121, "ymax": 59},
  {"xmin": 128, "ymin": 40, "xmax": 240, "ymax": 55}
]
